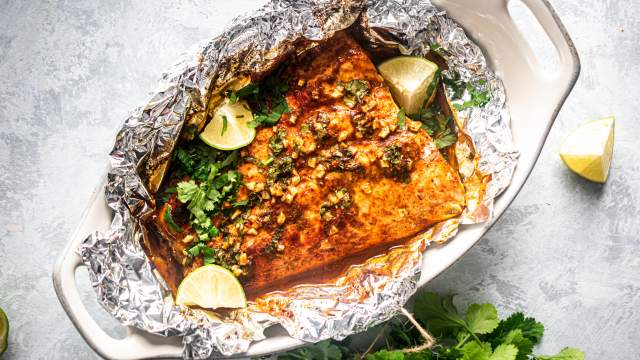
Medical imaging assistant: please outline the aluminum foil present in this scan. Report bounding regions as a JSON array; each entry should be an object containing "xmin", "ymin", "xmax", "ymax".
[{"xmin": 79, "ymin": 0, "xmax": 519, "ymax": 358}]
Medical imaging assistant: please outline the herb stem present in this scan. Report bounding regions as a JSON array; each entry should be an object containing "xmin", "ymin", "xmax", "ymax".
[
  {"xmin": 455, "ymin": 333, "xmax": 471, "ymax": 349},
  {"xmin": 399, "ymin": 307, "xmax": 435, "ymax": 350}
]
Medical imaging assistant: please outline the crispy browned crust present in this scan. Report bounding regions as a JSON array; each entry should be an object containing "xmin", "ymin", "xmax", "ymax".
[{"xmin": 144, "ymin": 32, "xmax": 465, "ymax": 298}]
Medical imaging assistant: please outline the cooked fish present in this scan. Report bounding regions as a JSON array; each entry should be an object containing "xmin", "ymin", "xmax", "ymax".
[{"xmin": 143, "ymin": 31, "xmax": 465, "ymax": 298}]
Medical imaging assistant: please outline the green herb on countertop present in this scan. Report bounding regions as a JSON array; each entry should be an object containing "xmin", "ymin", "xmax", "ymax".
[{"xmin": 270, "ymin": 292, "xmax": 584, "ymax": 360}]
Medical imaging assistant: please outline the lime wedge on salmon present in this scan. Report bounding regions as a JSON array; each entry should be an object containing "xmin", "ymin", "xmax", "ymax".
[
  {"xmin": 378, "ymin": 56, "xmax": 440, "ymax": 114},
  {"xmin": 175, "ymin": 265, "xmax": 246, "ymax": 309},
  {"xmin": 199, "ymin": 100, "xmax": 256, "ymax": 150}
]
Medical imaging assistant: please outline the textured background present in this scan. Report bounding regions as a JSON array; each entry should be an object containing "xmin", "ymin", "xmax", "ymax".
[{"xmin": 0, "ymin": 0, "xmax": 638, "ymax": 359}]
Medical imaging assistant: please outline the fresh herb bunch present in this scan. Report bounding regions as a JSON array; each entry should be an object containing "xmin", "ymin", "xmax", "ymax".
[
  {"xmin": 273, "ymin": 292, "xmax": 584, "ymax": 360},
  {"xmin": 227, "ymin": 71, "xmax": 291, "ymax": 129},
  {"xmin": 169, "ymin": 140, "xmax": 244, "ymax": 263}
]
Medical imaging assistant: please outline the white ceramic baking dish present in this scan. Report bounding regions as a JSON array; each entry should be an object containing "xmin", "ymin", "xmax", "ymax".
[{"xmin": 52, "ymin": 0, "xmax": 580, "ymax": 358}]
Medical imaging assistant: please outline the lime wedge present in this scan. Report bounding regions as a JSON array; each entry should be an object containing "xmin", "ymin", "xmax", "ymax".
[
  {"xmin": 560, "ymin": 117, "xmax": 615, "ymax": 183},
  {"xmin": 175, "ymin": 265, "xmax": 247, "ymax": 309},
  {"xmin": 0, "ymin": 307, "xmax": 8, "ymax": 356},
  {"xmin": 199, "ymin": 100, "xmax": 256, "ymax": 150},
  {"xmin": 378, "ymin": 56, "xmax": 439, "ymax": 114}
]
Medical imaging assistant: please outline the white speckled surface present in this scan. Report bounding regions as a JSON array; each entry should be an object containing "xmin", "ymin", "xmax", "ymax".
[{"xmin": 0, "ymin": 1, "xmax": 638, "ymax": 359}]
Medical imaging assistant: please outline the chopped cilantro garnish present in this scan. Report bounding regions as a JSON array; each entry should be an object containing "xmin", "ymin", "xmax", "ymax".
[
  {"xmin": 453, "ymin": 80, "xmax": 491, "ymax": 111},
  {"xmin": 443, "ymin": 71, "xmax": 466, "ymax": 100},
  {"xmin": 241, "ymin": 72, "xmax": 291, "ymax": 129},
  {"xmin": 269, "ymin": 129, "xmax": 287, "ymax": 156},
  {"xmin": 174, "ymin": 147, "xmax": 242, "ymax": 242},
  {"xmin": 267, "ymin": 156, "xmax": 294, "ymax": 186},
  {"xmin": 341, "ymin": 79, "xmax": 370, "ymax": 107},
  {"xmin": 414, "ymin": 104, "xmax": 458, "ymax": 149}
]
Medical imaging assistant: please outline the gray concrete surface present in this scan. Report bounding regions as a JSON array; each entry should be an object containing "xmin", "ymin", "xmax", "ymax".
[{"xmin": 0, "ymin": 0, "xmax": 638, "ymax": 359}]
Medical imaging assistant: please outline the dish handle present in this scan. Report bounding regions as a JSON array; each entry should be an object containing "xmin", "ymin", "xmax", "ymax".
[
  {"xmin": 517, "ymin": 0, "xmax": 581, "ymax": 89},
  {"xmin": 52, "ymin": 186, "xmax": 183, "ymax": 360}
]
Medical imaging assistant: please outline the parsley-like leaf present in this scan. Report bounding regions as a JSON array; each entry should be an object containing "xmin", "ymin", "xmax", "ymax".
[
  {"xmin": 177, "ymin": 180, "xmax": 199, "ymax": 203},
  {"xmin": 489, "ymin": 344, "xmax": 518, "ymax": 360},
  {"xmin": 488, "ymin": 312, "xmax": 545, "ymax": 347},
  {"xmin": 443, "ymin": 71, "xmax": 465, "ymax": 101},
  {"xmin": 413, "ymin": 292, "xmax": 467, "ymax": 336},
  {"xmin": 367, "ymin": 350, "xmax": 406, "ymax": 360},
  {"xmin": 461, "ymin": 341, "xmax": 492, "ymax": 360},
  {"xmin": 501, "ymin": 329, "xmax": 533, "ymax": 360},
  {"xmin": 465, "ymin": 303, "xmax": 500, "ymax": 335},
  {"xmin": 453, "ymin": 80, "xmax": 491, "ymax": 111},
  {"xmin": 433, "ymin": 128, "xmax": 458, "ymax": 149}
]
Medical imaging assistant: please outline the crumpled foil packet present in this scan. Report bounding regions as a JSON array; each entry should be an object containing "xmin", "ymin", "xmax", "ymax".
[{"xmin": 79, "ymin": 0, "xmax": 519, "ymax": 358}]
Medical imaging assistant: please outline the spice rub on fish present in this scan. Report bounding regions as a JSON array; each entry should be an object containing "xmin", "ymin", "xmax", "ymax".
[{"xmin": 143, "ymin": 31, "xmax": 465, "ymax": 298}]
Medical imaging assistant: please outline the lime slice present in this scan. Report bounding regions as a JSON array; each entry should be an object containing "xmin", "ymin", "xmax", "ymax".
[
  {"xmin": 199, "ymin": 100, "xmax": 256, "ymax": 150},
  {"xmin": 560, "ymin": 117, "xmax": 615, "ymax": 183},
  {"xmin": 378, "ymin": 56, "xmax": 439, "ymax": 114},
  {"xmin": 0, "ymin": 307, "xmax": 8, "ymax": 356},
  {"xmin": 175, "ymin": 265, "xmax": 246, "ymax": 309}
]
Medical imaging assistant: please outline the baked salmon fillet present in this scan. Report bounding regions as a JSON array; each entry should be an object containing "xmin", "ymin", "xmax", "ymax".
[{"xmin": 143, "ymin": 32, "xmax": 465, "ymax": 297}]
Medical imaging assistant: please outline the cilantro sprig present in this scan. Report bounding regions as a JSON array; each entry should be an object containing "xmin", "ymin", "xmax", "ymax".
[
  {"xmin": 443, "ymin": 72, "xmax": 491, "ymax": 111},
  {"xmin": 413, "ymin": 104, "xmax": 457, "ymax": 149},
  {"xmin": 170, "ymin": 139, "xmax": 245, "ymax": 266},
  {"xmin": 227, "ymin": 72, "xmax": 291, "ymax": 129},
  {"xmin": 273, "ymin": 292, "xmax": 584, "ymax": 360}
]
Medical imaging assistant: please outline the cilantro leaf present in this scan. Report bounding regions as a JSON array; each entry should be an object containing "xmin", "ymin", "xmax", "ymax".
[
  {"xmin": 227, "ymin": 83, "xmax": 259, "ymax": 104},
  {"xmin": 443, "ymin": 72, "xmax": 465, "ymax": 101},
  {"xmin": 397, "ymin": 109, "xmax": 407, "ymax": 130},
  {"xmin": 501, "ymin": 329, "xmax": 533, "ymax": 360},
  {"xmin": 243, "ymin": 72, "xmax": 290, "ymax": 128},
  {"xmin": 453, "ymin": 81, "xmax": 491, "ymax": 111},
  {"xmin": 488, "ymin": 313, "xmax": 544, "ymax": 347},
  {"xmin": 177, "ymin": 180, "xmax": 199, "ymax": 203},
  {"xmin": 277, "ymin": 340, "xmax": 344, "ymax": 360},
  {"xmin": 465, "ymin": 304, "xmax": 500, "ymax": 335},
  {"xmin": 405, "ymin": 352, "xmax": 436, "ymax": 360},
  {"xmin": 461, "ymin": 341, "xmax": 492, "ymax": 360},
  {"xmin": 413, "ymin": 292, "xmax": 466, "ymax": 336},
  {"xmin": 536, "ymin": 348, "xmax": 584, "ymax": 360},
  {"xmin": 367, "ymin": 350, "xmax": 406, "ymax": 360},
  {"xmin": 433, "ymin": 128, "xmax": 457, "ymax": 149},
  {"xmin": 489, "ymin": 344, "xmax": 518, "ymax": 360}
]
